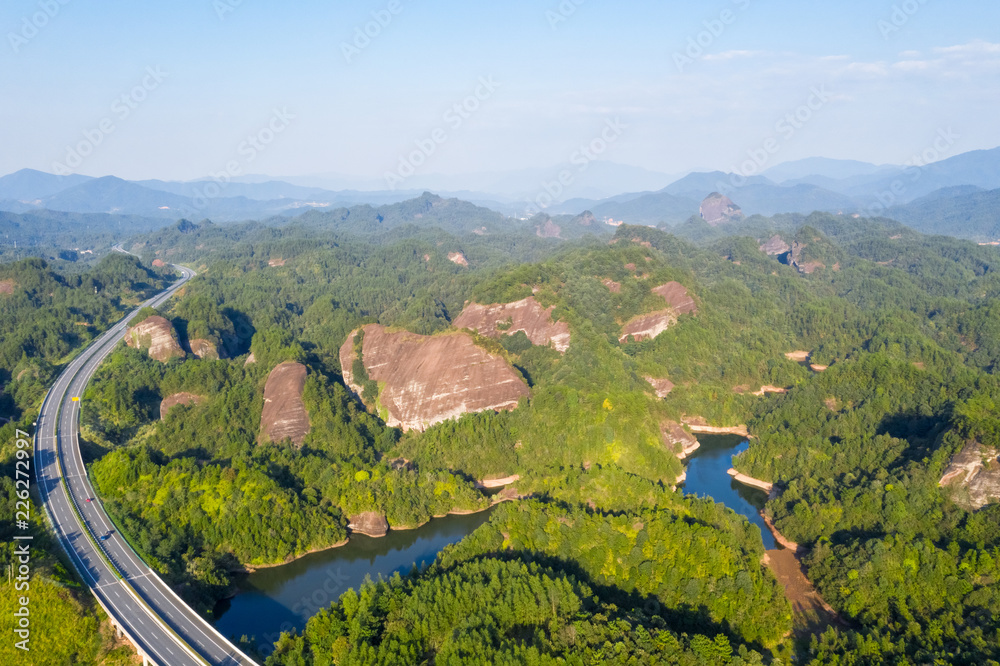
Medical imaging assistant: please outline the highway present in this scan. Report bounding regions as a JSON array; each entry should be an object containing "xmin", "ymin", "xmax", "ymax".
[{"xmin": 34, "ymin": 261, "xmax": 259, "ymax": 666}]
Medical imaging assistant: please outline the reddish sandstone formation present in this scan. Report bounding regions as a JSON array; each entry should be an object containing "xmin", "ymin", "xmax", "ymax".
[
  {"xmin": 619, "ymin": 311, "xmax": 678, "ymax": 343},
  {"xmin": 453, "ymin": 297, "xmax": 571, "ymax": 353},
  {"xmin": 785, "ymin": 350, "xmax": 811, "ymax": 362},
  {"xmin": 700, "ymin": 192, "xmax": 744, "ymax": 226},
  {"xmin": 759, "ymin": 235, "xmax": 791, "ymax": 256},
  {"xmin": 448, "ymin": 252, "xmax": 469, "ymax": 267},
  {"xmin": 339, "ymin": 325, "xmax": 530, "ymax": 432},
  {"xmin": 619, "ymin": 283, "xmax": 697, "ymax": 343},
  {"xmin": 159, "ymin": 393, "xmax": 205, "ymax": 420},
  {"xmin": 244, "ymin": 352, "xmax": 257, "ymax": 366},
  {"xmin": 940, "ymin": 441, "xmax": 1000, "ymax": 510},
  {"xmin": 268, "ymin": 258, "xmax": 286, "ymax": 267},
  {"xmin": 152, "ymin": 259, "xmax": 167, "ymax": 268},
  {"xmin": 661, "ymin": 421, "xmax": 700, "ymax": 460},
  {"xmin": 348, "ymin": 512, "xmax": 389, "ymax": 537},
  {"xmin": 645, "ymin": 376, "xmax": 675, "ymax": 398},
  {"xmin": 188, "ymin": 339, "xmax": 227, "ymax": 360},
  {"xmin": 259, "ymin": 362, "xmax": 311, "ymax": 446},
  {"xmin": 125, "ymin": 316, "xmax": 185, "ymax": 363},
  {"xmin": 573, "ymin": 211, "xmax": 596, "ymax": 227},
  {"xmin": 535, "ymin": 217, "xmax": 562, "ymax": 239},
  {"xmin": 652, "ymin": 282, "xmax": 698, "ymax": 315}
]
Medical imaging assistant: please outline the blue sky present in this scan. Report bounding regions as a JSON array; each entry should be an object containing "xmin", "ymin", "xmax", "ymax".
[{"xmin": 1, "ymin": 0, "xmax": 998, "ymax": 182}]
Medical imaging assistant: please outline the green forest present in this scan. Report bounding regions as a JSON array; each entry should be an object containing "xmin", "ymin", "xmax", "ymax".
[{"xmin": 8, "ymin": 203, "xmax": 1000, "ymax": 664}]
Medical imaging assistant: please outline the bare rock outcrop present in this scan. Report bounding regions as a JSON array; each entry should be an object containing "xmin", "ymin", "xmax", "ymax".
[
  {"xmin": 661, "ymin": 421, "xmax": 700, "ymax": 460},
  {"xmin": 940, "ymin": 441, "xmax": 1000, "ymax": 510},
  {"xmin": 645, "ymin": 376, "xmax": 675, "ymax": 398},
  {"xmin": 339, "ymin": 325, "xmax": 531, "ymax": 432},
  {"xmin": 619, "ymin": 282, "xmax": 697, "ymax": 343},
  {"xmin": 760, "ymin": 235, "xmax": 791, "ymax": 256},
  {"xmin": 700, "ymin": 193, "xmax": 744, "ymax": 226},
  {"xmin": 126, "ymin": 316, "xmax": 185, "ymax": 363},
  {"xmin": 259, "ymin": 362, "xmax": 311, "ymax": 446},
  {"xmin": 152, "ymin": 259, "xmax": 167, "ymax": 268},
  {"xmin": 453, "ymin": 297, "xmax": 570, "ymax": 353},
  {"xmin": 652, "ymin": 282, "xmax": 698, "ymax": 315},
  {"xmin": 620, "ymin": 311, "xmax": 679, "ymax": 343},
  {"xmin": 448, "ymin": 252, "xmax": 469, "ymax": 267},
  {"xmin": 0, "ymin": 279, "xmax": 15, "ymax": 296},
  {"xmin": 348, "ymin": 512, "xmax": 389, "ymax": 537},
  {"xmin": 535, "ymin": 217, "xmax": 562, "ymax": 239},
  {"xmin": 160, "ymin": 393, "xmax": 205, "ymax": 420},
  {"xmin": 188, "ymin": 338, "xmax": 228, "ymax": 360}
]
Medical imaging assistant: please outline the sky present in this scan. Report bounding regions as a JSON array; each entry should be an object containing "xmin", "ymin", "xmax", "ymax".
[{"xmin": 1, "ymin": 0, "xmax": 998, "ymax": 184}]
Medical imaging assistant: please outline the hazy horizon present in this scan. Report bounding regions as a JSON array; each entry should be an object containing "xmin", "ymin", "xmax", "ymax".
[{"xmin": 3, "ymin": 0, "xmax": 999, "ymax": 186}]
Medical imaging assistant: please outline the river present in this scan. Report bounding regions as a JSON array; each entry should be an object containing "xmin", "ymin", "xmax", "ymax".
[
  {"xmin": 680, "ymin": 434, "xmax": 777, "ymax": 550},
  {"xmin": 212, "ymin": 509, "xmax": 495, "ymax": 656}
]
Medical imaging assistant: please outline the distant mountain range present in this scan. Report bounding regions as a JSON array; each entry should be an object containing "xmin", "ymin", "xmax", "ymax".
[{"xmin": 2, "ymin": 146, "xmax": 999, "ymax": 240}]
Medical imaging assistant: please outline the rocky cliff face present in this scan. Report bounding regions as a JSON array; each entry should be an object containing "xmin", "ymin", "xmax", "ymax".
[
  {"xmin": 645, "ymin": 377, "xmax": 675, "ymax": 398},
  {"xmin": 125, "ymin": 316, "xmax": 185, "ymax": 363},
  {"xmin": 348, "ymin": 512, "xmax": 389, "ymax": 537},
  {"xmin": 339, "ymin": 325, "xmax": 531, "ymax": 432},
  {"xmin": 940, "ymin": 441, "xmax": 1000, "ymax": 510},
  {"xmin": 160, "ymin": 393, "xmax": 205, "ymax": 420},
  {"xmin": 259, "ymin": 362, "xmax": 311, "ymax": 446},
  {"xmin": 619, "ymin": 282, "xmax": 697, "ymax": 343},
  {"xmin": 188, "ymin": 338, "xmax": 227, "ymax": 360},
  {"xmin": 448, "ymin": 252, "xmax": 469, "ymax": 267},
  {"xmin": 453, "ymin": 297, "xmax": 571, "ymax": 353},
  {"xmin": 661, "ymin": 421, "xmax": 700, "ymax": 460},
  {"xmin": 700, "ymin": 193, "xmax": 744, "ymax": 226},
  {"xmin": 619, "ymin": 311, "xmax": 679, "ymax": 343},
  {"xmin": 652, "ymin": 282, "xmax": 698, "ymax": 315},
  {"xmin": 535, "ymin": 216, "xmax": 562, "ymax": 239},
  {"xmin": 760, "ymin": 235, "xmax": 791, "ymax": 256}
]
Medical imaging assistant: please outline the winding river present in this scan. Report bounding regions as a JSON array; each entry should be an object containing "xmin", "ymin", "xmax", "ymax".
[
  {"xmin": 213, "ymin": 509, "xmax": 494, "ymax": 657},
  {"xmin": 680, "ymin": 434, "xmax": 777, "ymax": 550}
]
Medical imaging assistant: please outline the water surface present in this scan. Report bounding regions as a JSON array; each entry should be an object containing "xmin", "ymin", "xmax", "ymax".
[
  {"xmin": 680, "ymin": 434, "xmax": 777, "ymax": 550},
  {"xmin": 213, "ymin": 509, "xmax": 494, "ymax": 655}
]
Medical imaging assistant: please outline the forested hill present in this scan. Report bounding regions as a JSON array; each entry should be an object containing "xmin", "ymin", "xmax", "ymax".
[
  {"xmin": 127, "ymin": 193, "xmax": 613, "ymax": 266},
  {"xmin": 57, "ymin": 209, "xmax": 1000, "ymax": 662},
  {"xmin": 0, "ymin": 254, "xmax": 170, "ymax": 419}
]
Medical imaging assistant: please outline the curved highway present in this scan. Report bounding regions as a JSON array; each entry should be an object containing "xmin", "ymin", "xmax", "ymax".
[{"xmin": 34, "ymin": 262, "xmax": 258, "ymax": 666}]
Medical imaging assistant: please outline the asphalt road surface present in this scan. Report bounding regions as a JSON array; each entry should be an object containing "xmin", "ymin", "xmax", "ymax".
[{"xmin": 34, "ymin": 263, "xmax": 258, "ymax": 666}]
